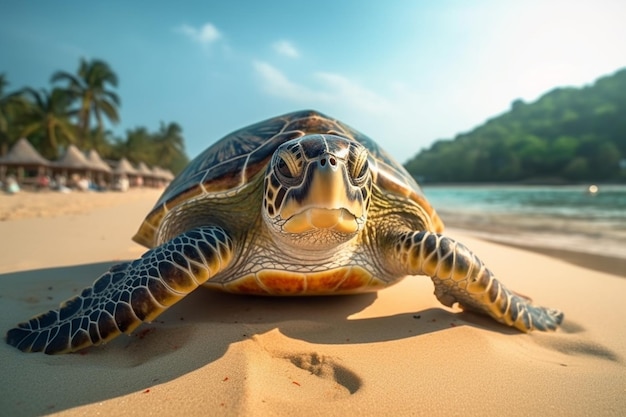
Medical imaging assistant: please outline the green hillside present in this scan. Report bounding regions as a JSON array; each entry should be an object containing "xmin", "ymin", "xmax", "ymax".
[{"xmin": 404, "ymin": 68, "xmax": 626, "ymax": 183}]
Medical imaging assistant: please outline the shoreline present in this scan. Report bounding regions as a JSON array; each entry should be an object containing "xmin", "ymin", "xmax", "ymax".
[
  {"xmin": 439, "ymin": 211, "xmax": 626, "ymax": 277},
  {"xmin": 2, "ymin": 189, "xmax": 623, "ymax": 277},
  {"xmin": 453, "ymin": 228, "xmax": 626, "ymax": 278}
]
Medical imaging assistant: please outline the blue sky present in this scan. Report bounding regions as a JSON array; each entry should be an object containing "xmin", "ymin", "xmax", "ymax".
[{"xmin": 2, "ymin": 1, "xmax": 625, "ymax": 162}]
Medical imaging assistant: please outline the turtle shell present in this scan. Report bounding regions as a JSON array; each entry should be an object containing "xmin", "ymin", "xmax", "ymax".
[{"xmin": 133, "ymin": 110, "xmax": 443, "ymax": 248}]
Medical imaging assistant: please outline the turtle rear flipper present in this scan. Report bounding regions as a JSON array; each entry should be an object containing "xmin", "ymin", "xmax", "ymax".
[
  {"xmin": 6, "ymin": 226, "xmax": 233, "ymax": 354},
  {"xmin": 392, "ymin": 231, "xmax": 563, "ymax": 332}
]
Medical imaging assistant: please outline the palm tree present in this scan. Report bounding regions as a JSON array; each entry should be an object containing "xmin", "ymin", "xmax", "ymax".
[
  {"xmin": 0, "ymin": 74, "xmax": 10, "ymax": 145},
  {"xmin": 51, "ymin": 58, "xmax": 120, "ymax": 148},
  {"xmin": 18, "ymin": 87, "xmax": 77, "ymax": 158},
  {"xmin": 113, "ymin": 126, "xmax": 153, "ymax": 163},
  {"xmin": 88, "ymin": 127, "xmax": 114, "ymax": 157},
  {"xmin": 0, "ymin": 74, "xmax": 29, "ymax": 155},
  {"xmin": 154, "ymin": 122, "xmax": 189, "ymax": 173},
  {"xmin": 155, "ymin": 122, "xmax": 183, "ymax": 157},
  {"xmin": 111, "ymin": 123, "xmax": 189, "ymax": 173}
]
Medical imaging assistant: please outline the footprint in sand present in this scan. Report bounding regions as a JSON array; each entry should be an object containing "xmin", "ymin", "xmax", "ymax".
[
  {"xmin": 245, "ymin": 341, "xmax": 362, "ymax": 402},
  {"xmin": 285, "ymin": 352, "xmax": 361, "ymax": 395}
]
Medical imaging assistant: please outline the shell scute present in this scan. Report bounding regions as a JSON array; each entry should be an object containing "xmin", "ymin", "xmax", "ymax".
[{"xmin": 134, "ymin": 109, "xmax": 442, "ymax": 248}]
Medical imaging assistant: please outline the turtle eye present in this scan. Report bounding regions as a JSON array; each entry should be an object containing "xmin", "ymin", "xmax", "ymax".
[
  {"xmin": 276, "ymin": 158, "xmax": 292, "ymax": 178},
  {"xmin": 274, "ymin": 151, "xmax": 302, "ymax": 183},
  {"xmin": 350, "ymin": 147, "xmax": 370, "ymax": 184}
]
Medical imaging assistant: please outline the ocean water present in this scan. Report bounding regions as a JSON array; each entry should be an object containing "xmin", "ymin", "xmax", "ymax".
[{"xmin": 421, "ymin": 185, "xmax": 626, "ymax": 260}]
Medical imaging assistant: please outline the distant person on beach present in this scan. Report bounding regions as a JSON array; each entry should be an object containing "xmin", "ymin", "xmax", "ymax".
[
  {"xmin": 77, "ymin": 176, "xmax": 90, "ymax": 192},
  {"xmin": 5, "ymin": 176, "xmax": 20, "ymax": 194},
  {"xmin": 54, "ymin": 174, "xmax": 71, "ymax": 193},
  {"xmin": 97, "ymin": 179, "xmax": 108, "ymax": 191},
  {"xmin": 36, "ymin": 174, "xmax": 50, "ymax": 190},
  {"xmin": 55, "ymin": 174, "xmax": 66, "ymax": 188},
  {"xmin": 115, "ymin": 175, "xmax": 129, "ymax": 192}
]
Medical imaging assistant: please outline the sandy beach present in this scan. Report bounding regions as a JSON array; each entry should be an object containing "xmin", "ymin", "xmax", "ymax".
[{"xmin": 0, "ymin": 190, "xmax": 624, "ymax": 416}]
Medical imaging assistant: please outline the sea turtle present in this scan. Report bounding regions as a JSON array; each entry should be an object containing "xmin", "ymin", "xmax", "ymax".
[{"xmin": 6, "ymin": 110, "xmax": 563, "ymax": 354}]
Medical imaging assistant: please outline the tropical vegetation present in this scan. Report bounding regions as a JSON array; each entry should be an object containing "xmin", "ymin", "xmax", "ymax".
[
  {"xmin": 0, "ymin": 58, "xmax": 189, "ymax": 173},
  {"xmin": 405, "ymin": 68, "xmax": 626, "ymax": 183}
]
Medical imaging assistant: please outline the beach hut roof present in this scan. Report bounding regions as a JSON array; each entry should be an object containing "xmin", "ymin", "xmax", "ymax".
[
  {"xmin": 0, "ymin": 138, "xmax": 50, "ymax": 166},
  {"xmin": 115, "ymin": 157, "xmax": 138, "ymax": 174},
  {"xmin": 151, "ymin": 166, "xmax": 166, "ymax": 179},
  {"xmin": 163, "ymin": 169, "xmax": 175, "ymax": 180},
  {"xmin": 86, "ymin": 149, "xmax": 112, "ymax": 172},
  {"xmin": 136, "ymin": 161, "xmax": 153, "ymax": 176},
  {"xmin": 55, "ymin": 145, "xmax": 93, "ymax": 169},
  {"xmin": 151, "ymin": 166, "xmax": 175, "ymax": 180}
]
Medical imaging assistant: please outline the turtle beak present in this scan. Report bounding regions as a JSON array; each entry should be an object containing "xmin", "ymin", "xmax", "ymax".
[
  {"xmin": 308, "ymin": 155, "xmax": 349, "ymax": 211},
  {"xmin": 281, "ymin": 153, "xmax": 364, "ymax": 234}
]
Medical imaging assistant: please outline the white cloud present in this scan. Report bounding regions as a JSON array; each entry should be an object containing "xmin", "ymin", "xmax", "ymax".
[
  {"xmin": 177, "ymin": 23, "xmax": 221, "ymax": 45},
  {"xmin": 313, "ymin": 72, "xmax": 393, "ymax": 114},
  {"xmin": 252, "ymin": 61, "xmax": 328, "ymax": 102},
  {"xmin": 273, "ymin": 40, "xmax": 300, "ymax": 58},
  {"xmin": 251, "ymin": 61, "xmax": 446, "ymax": 160},
  {"xmin": 252, "ymin": 61, "xmax": 392, "ymax": 114}
]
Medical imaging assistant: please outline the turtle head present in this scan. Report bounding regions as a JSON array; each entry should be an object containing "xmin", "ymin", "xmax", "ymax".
[{"xmin": 262, "ymin": 134, "xmax": 372, "ymax": 249}]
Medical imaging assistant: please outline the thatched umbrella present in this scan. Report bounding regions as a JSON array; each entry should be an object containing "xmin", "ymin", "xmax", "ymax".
[
  {"xmin": 135, "ymin": 161, "xmax": 155, "ymax": 187},
  {"xmin": 0, "ymin": 138, "xmax": 50, "ymax": 184},
  {"xmin": 85, "ymin": 149, "xmax": 112, "ymax": 188},
  {"xmin": 164, "ymin": 169, "xmax": 175, "ymax": 180},
  {"xmin": 53, "ymin": 145, "xmax": 95, "ymax": 188},
  {"xmin": 86, "ymin": 149, "xmax": 112, "ymax": 173},
  {"xmin": 150, "ymin": 166, "xmax": 174, "ymax": 187},
  {"xmin": 55, "ymin": 145, "xmax": 93, "ymax": 169},
  {"xmin": 113, "ymin": 157, "xmax": 138, "ymax": 190},
  {"xmin": 114, "ymin": 158, "xmax": 137, "ymax": 176}
]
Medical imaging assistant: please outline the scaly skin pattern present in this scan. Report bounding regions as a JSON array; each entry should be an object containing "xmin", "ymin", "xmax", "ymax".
[
  {"xmin": 5, "ymin": 117, "xmax": 563, "ymax": 354},
  {"xmin": 6, "ymin": 227, "xmax": 233, "ymax": 354},
  {"xmin": 392, "ymin": 231, "xmax": 563, "ymax": 331}
]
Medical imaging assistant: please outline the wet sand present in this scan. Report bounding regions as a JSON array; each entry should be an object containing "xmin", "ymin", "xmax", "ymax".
[{"xmin": 437, "ymin": 209, "xmax": 626, "ymax": 277}]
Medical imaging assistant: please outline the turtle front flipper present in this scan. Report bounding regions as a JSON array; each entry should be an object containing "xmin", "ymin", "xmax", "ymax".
[
  {"xmin": 392, "ymin": 231, "xmax": 563, "ymax": 332},
  {"xmin": 6, "ymin": 226, "xmax": 233, "ymax": 354}
]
